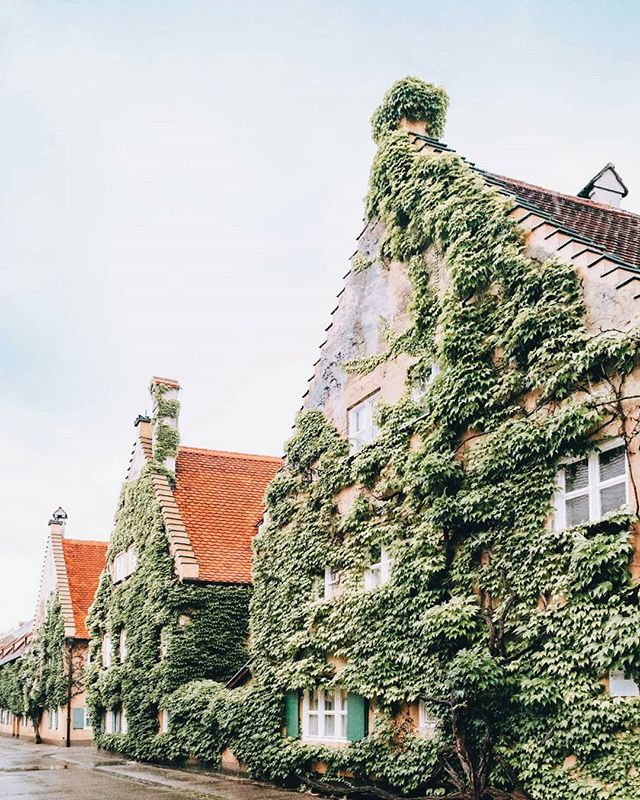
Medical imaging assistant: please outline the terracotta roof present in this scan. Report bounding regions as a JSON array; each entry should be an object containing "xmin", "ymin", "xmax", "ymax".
[
  {"xmin": 0, "ymin": 620, "xmax": 33, "ymax": 666},
  {"xmin": 172, "ymin": 447, "xmax": 282, "ymax": 583},
  {"xmin": 61, "ymin": 539, "xmax": 108, "ymax": 639},
  {"xmin": 485, "ymin": 173, "xmax": 640, "ymax": 268},
  {"xmin": 152, "ymin": 376, "xmax": 181, "ymax": 389}
]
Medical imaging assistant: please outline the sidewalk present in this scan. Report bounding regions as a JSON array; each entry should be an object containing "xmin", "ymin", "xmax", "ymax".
[{"xmin": 0, "ymin": 737, "xmax": 308, "ymax": 799}]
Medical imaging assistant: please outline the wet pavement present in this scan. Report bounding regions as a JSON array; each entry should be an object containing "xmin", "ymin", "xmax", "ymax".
[{"xmin": 0, "ymin": 737, "xmax": 304, "ymax": 799}]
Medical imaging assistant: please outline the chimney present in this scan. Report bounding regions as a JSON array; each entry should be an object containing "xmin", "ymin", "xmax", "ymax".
[
  {"xmin": 48, "ymin": 507, "xmax": 67, "ymax": 537},
  {"xmin": 150, "ymin": 377, "xmax": 181, "ymax": 473},
  {"xmin": 578, "ymin": 163, "xmax": 628, "ymax": 208}
]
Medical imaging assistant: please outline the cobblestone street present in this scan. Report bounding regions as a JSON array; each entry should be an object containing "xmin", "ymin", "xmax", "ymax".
[{"xmin": 0, "ymin": 738, "xmax": 302, "ymax": 799}]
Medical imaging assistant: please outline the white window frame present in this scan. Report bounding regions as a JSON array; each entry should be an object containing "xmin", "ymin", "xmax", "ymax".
[
  {"xmin": 112, "ymin": 546, "xmax": 138, "ymax": 583},
  {"xmin": 364, "ymin": 545, "xmax": 392, "ymax": 591},
  {"xmin": 411, "ymin": 363, "xmax": 441, "ymax": 401},
  {"xmin": 418, "ymin": 700, "xmax": 438, "ymax": 737},
  {"xmin": 348, "ymin": 393, "xmax": 379, "ymax": 454},
  {"xmin": 302, "ymin": 689, "xmax": 348, "ymax": 743},
  {"xmin": 555, "ymin": 439, "xmax": 628, "ymax": 530},
  {"xmin": 159, "ymin": 709, "xmax": 170, "ymax": 734},
  {"xmin": 324, "ymin": 566, "xmax": 342, "ymax": 600},
  {"xmin": 49, "ymin": 708, "xmax": 59, "ymax": 730},
  {"xmin": 609, "ymin": 670, "xmax": 639, "ymax": 698},
  {"xmin": 83, "ymin": 707, "xmax": 92, "ymax": 729},
  {"xmin": 119, "ymin": 629, "xmax": 127, "ymax": 663},
  {"xmin": 102, "ymin": 634, "xmax": 112, "ymax": 669}
]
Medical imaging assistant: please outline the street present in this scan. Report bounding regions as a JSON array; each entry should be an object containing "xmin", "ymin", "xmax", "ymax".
[{"xmin": 0, "ymin": 737, "xmax": 301, "ymax": 799}]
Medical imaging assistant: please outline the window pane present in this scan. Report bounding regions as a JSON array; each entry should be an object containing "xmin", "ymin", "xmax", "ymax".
[
  {"xmin": 324, "ymin": 690, "xmax": 335, "ymax": 711},
  {"xmin": 566, "ymin": 495, "xmax": 589, "ymax": 526},
  {"xmin": 325, "ymin": 715, "xmax": 335, "ymax": 737},
  {"xmin": 599, "ymin": 446, "xmax": 626, "ymax": 482},
  {"xmin": 308, "ymin": 692, "xmax": 319, "ymax": 711},
  {"xmin": 308, "ymin": 714, "xmax": 319, "ymax": 736},
  {"xmin": 600, "ymin": 483, "xmax": 626, "ymax": 515},
  {"xmin": 565, "ymin": 459, "xmax": 588, "ymax": 493},
  {"xmin": 339, "ymin": 714, "xmax": 347, "ymax": 738}
]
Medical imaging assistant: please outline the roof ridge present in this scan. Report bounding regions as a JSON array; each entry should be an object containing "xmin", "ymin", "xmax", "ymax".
[
  {"xmin": 62, "ymin": 538, "xmax": 109, "ymax": 546},
  {"xmin": 488, "ymin": 172, "xmax": 640, "ymax": 220},
  {"xmin": 179, "ymin": 445, "xmax": 283, "ymax": 462}
]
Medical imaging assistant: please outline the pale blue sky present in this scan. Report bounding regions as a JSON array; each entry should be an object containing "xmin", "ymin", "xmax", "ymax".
[{"xmin": 1, "ymin": 0, "xmax": 638, "ymax": 631}]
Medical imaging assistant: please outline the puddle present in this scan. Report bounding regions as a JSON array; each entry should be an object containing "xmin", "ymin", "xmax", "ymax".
[{"xmin": 0, "ymin": 763, "xmax": 68, "ymax": 772}]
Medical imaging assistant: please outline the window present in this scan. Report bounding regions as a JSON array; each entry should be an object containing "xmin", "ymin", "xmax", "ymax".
[
  {"xmin": 418, "ymin": 700, "xmax": 438, "ymax": 737},
  {"xmin": 302, "ymin": 689, "xmax": 348, "ymax": 742},
  {"xmin": 49, "ymin": 708, "xmax": 59, "ymax": 730},
  {"xmin": 411, "ymin": 363, "xmax": 441, "ymax": 400},
  {"xmin": 119, "ymin": 629, "xmax": 127, "ymax": 663},
  {"xmin": 112, "ymin": 546, "xmax": 138, "ymax": 583},
  {"xmin": 348, "ymin": 394, "xmax": 379, "ymax": 454},
  {"xmin": 324, "ymin": 566, "xmax": 342, "ymax": 600},
  {"xmin": 159, "ymin": 709, "xmax": 170, "ymax": 734},
  {"xmin": 609, "ymin": 670, "xmax": 639, "ymax": 698},
  {"xmin": 102, "ymin": 635, "xmax": 112, "ymax": 669},
  {"xmin": 555, "ymin": 441, "xmax": 627, "ymax": 529},
  {"xmin": 105, "ymin": 708, "xmax": 123, "ymax": 733},
  {"xmin": 364, "ymin": 546, "xmax": 392, "ymax": 591},
  {"xmin": 160, "ymin": 629, "xmax": 170, "ymax": 660},
  {"xmin": 73, "ymin": 707, "xmax": 92, "ymax": 730}
]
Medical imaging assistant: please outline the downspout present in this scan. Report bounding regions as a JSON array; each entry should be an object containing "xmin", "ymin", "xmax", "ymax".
[{"xmin": 66, "ymin": 639, "xmax": 74, "ymax": 747}]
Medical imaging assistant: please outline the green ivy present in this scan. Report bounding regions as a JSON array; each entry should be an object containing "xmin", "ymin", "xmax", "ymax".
[{"xmin": 86, "ymin": 466, "xmax": 251, "ymax": 762}]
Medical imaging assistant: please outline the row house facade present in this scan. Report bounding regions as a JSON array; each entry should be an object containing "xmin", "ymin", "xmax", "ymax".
[
  {"xmin": 0, "ymin": 620, "xmax": 33, "ymax": 738},
  {"xmin": 244, "ymin": 78, "xmax": 640, "ymax": 798},
  {"xmin": 86, "ymin": 377, "xmax": 281, "ymax": 759}
]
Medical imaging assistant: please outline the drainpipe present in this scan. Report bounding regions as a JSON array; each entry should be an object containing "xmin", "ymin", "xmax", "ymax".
[{"xmin": 66, "ymin": 639, "xmax": 74, "ymax": 747}]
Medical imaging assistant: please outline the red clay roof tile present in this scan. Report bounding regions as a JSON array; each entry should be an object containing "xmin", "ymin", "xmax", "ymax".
[
  {"xmin": 172, "ymin": 447, "xmax": 282, "ymax": 583},
  {"xmin": 61, "ymin": 539, "xmax": 108, "ymax": 639}
]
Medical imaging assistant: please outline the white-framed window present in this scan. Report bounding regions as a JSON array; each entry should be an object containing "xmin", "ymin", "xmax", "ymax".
[
  {"xmin": 418, "ymin": 700, "xmax": 438, "ymax": 737},
  {"xmin": 49, "ymin": 708, "xmax": 59, "ymax": 730},
  {"xmin": 159, "ymin": 709, "xmax": 170, "ymax": 734},
  {"xmin": 112, "ymin": 546, "xmax": 138, "ymax": 583},
  {"xmin": 411, "ymin": 363, "xmax": 441, "ymax": 400},
  {"xmin": 348, "ymin": 394, "xmax": 379, "ymax": 454},
  {"xmin": 121, "ymin": 709, "xmax": 128, "ymax": 734},
  {"xmin": 85, "ymin": 708, "xmax": 92, "ymax": 729},
  {"xmin": 609, "ymin": 670, "xmax": 639, "ymax": 698},
  {"xmin": 119, "ymin": 629, "xmax": 127, "ymax": 663},
  {"xmin": 105, "ymin": 708, "xmax": 123, "ymax": 733},
  {"xmin": 160, "ymin": 629, "xmax": 170, "ymax": 660},
  {"xmin": 324, "ymin": 566, "xmax": 342, "ymax": 600},
  {"xmin": 102, "ymin": 634, "xmax": 112, "ymax": 669},
  {"xmin": 302, "ymin": 689, "xmax": 348, "ymax": 743},
  {"xmin": 555, "ymin": 440, "xmax": 628, "ymax": 530},
  {"xmin": 364, "ymin": 545, "xmax": 392, "ymax": 591}
]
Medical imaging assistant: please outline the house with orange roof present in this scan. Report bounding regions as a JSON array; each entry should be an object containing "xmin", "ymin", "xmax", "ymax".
[
  {"xmin": 0, "ymin": 509, "xmax": 107, "ymax": 745},
  {"xmin": 0, "ymin": 619, "xmax": 33, "ymax": 738},
  {"xmin": 86, "ymin": 376, "xmax": 281, "ymax": 760}
]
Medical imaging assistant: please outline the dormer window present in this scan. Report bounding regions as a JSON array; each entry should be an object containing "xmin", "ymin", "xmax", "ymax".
[
  {"xmin": 555, "ymin": 441, "xmax": 627, "ymax": 530},
  {"xmin": 348, "ymin": 393, "xmax": 379, "ymax": 454}
]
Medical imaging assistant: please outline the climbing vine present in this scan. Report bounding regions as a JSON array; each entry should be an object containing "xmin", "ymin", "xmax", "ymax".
[
  {"xmin": 86, "ymin": 465, "xmax": 251, "ymax": 762},
  {"xmin": 98, "ymin": 76, "xmax": 640, "ymax": 800}
]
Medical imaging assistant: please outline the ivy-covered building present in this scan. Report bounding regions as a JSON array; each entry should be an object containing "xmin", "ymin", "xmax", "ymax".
[
  {"xmin": 0, "ymin": 620, "xmax": 33, "ymax": 738},
  {"xmin": 0, "ymin": 508, "xmax": 108, "ymax": 745},
  {"xmin": 86, "ymin": 376, "xmax": 281, "ymax": 761},
  {"xmin": 197, "ymin": 78, "xmax": 640, "ymax": 799}
]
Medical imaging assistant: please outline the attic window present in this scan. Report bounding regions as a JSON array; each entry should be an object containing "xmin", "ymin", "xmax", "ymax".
[
  {"xmin": 112, "ymin": 546, "xmax": 137, "ymax": 583},
  {"xmin": 348, "ymin": 393, "xmax": 379, "ymax": 454}
]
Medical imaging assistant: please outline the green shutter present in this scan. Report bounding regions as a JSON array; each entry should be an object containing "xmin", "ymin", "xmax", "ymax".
[
  {"xmin": 346, "ymin": 693, "xmax": 368, "ymax": 742},
  {"xmin": 284, "ymin": 691, "xmax": 300, "ymax": 738},
  {"xmin": 72, "ymin": 708, "xmax": 85, "ymax": 730}
]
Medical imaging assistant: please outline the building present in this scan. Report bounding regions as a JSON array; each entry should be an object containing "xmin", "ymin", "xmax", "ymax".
[
  {"xmin": 0, "ymin": 620, "xmax": 33, "ymax": 738},
  {"xmin": 0, "ymin": 511, "xmax": 107, "ymax": 745},
  {"xmin": 86, "ymin": 377, "xmax": 281, "ymax": 760},
  {"xmin": 234, "ymin": 77, "xmax": 640, "ymax": 799}
]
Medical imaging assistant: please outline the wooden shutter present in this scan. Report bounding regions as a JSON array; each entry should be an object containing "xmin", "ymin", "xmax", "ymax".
[
  {"xmin": 284, "ymin": 691, "xmax": 299, "ymax": 738},
  {"xmin": 72, "ymin": 707, "xmax": 85, "ymax": 730},
  {"xmin": 346, "ymin": 693, "xmax": 368, "ymax": 741}
]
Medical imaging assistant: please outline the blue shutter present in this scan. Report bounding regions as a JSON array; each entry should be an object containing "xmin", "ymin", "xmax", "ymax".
[
  {"xmin": 284, "ymin": 691, "xmax": 300, "ymax": 738},
  {"xmin": 72, "ymin": 708, "xmax": 85, "ymax": 730},
  {"xmin": 346, "ymin": 693, "xmax": 368, "ymax": 741}
]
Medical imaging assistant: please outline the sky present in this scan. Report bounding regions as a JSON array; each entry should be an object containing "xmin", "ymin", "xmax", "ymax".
[{"xmin": 0, "ymin": 0, "xmax": 638, "ymax": 632}]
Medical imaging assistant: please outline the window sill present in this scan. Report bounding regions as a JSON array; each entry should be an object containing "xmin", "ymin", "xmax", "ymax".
[{"xmin": 302, "ymin": 736, "xmax": 348, "ymax": 747}]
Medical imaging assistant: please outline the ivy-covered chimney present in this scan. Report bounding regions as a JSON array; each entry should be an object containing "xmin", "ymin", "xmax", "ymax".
[{"xmin": 150, "ymin": 377, "xmax": 181, "ymax": 473}]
